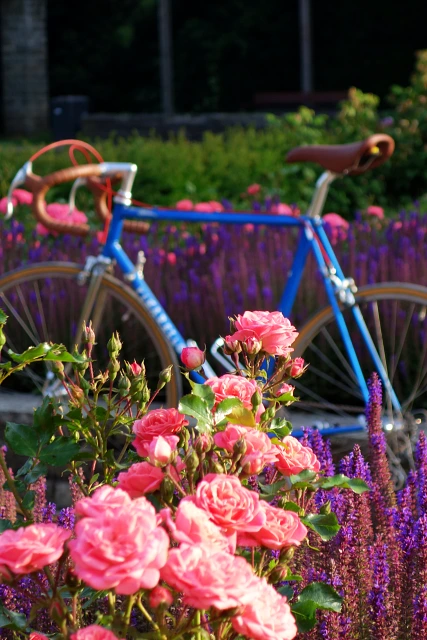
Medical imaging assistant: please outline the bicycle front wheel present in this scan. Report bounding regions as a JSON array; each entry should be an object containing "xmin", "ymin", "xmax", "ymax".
[
  {"xmin": 0, "ymin": 262, "xmax": 182, "ymax": 409},
  {"xmin": 291, "ymin": 282, "xmax": 427, "ymax": 431}
]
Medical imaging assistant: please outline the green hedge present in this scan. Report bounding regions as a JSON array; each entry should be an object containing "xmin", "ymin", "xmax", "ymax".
[{"xmin": 2, "ymin": 51, "xmax": 427, "ymax": 219}]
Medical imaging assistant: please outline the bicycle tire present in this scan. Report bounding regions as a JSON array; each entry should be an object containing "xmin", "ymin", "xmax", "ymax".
[{"xmin": 0, "ymin": 262, "xmax": 182, "ymax": 409}]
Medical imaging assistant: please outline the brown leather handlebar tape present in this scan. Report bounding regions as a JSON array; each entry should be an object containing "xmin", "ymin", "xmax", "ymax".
[
  {"xmin": 286, "ymin": 134, "xmax": 395, "ymax": 175},
  {"xmin": 25, "ymin": 163, "xmax": 149, "ymax": 237}
]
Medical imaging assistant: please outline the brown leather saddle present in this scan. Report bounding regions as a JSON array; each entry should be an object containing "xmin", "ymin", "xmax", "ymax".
[{"xmin": 286, "ymin": 134, "xmax": 394, "ymax": 175}]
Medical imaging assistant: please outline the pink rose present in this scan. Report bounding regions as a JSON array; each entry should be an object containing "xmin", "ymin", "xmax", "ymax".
[
  {"xmin": 204, "ymin": 374, "xmax": 265, "ymax": 420},
  {"xmin": 161, "ymin": 501, "xmax": 235, "ymax": 552},
  {"xmin": 285, "ymin": 357, "xmax": 306, "ymax": 378},
  {"xmin": 13, "ymin": 189, "xmax": 33, "ymax": 205},
  {"xmin": 161, "ymin": 543, "xmax": 261, "ymax": 610},
  {"xmin": 274, "ymin": 436, "xmax": 321, "ymax": 476},
  {"xmin": 71, "ymin": 626, "xmax": 123, "ymax": 640},
  {"xmin": 323, "ymin": 213, "xmax": 349, "ymax": 244},
  {"xmin": 194, "ymin": 202, "xmax": 214, "ymax": 212},
  {"xmin": 230, "ymin": 310, "xmax": 298, "ymax": 357},
  {"xmin": 69, "ymin": 487, "xmax": 169, "ymax": 594},
  {"xmin": 149, "ymin": 585, "xmax": 174, "ymax": 608},
  {"xmin": 176, "ymin": 199, "xmax": 194, "ymax": 210},
  {"xmin": 237, "ymin": 501, "xmax": 307, "ymax": 549},
  {"xmin": 36, "ymin": 203, "xmax": 88, "ymax": 236},
  {"xmin": 186, "ymin": 473, "xmax": 265, "ymax": 534},
  {"xmin": 147, "ymin": 435, "xmax": 179, "ymax": 466},
  {"xmin": 247, "ymin": 183, "xmax": 261, "ymax": 196},
  {"xmin": 132, "ymin": 408, "xmax": 188, "ymax": 457},
  {"xmin": 75, "ymin": 484, "xmax": 130, "ymax": 519},
  {"xmin": 29, "ymin": 634, "xmax": 49, "ymax": 640},
  {"xmin": 181, "ymin": 346, "xmax": 205, "ymax": 370},
  {"xmin": 0, "ymin": 524, "xmax": 70, "ymax": 575},
  {"xmin": 271, "ymin": 203, "xmax": 293, "ymax": 215},
  {"xmin": 208, "ymin": 200, "xmax": 224, "ymax": 211},
  {"xmin": 232, "ymin": 577, "xmax": 297, "ymax": 640},
  {"xmin": 366, "ymin": 205, "xmax": 384, "ymax": 219},
  {"xmin": 117, "ymin": 461, "xmax": 165, "ymax": 497},
  {"xmin": 214, "ymin": 425, "xmax": 278, "ymax": 475}
]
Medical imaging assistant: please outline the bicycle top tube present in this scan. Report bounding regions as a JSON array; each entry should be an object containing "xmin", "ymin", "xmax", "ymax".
[{"xmin": 110, "ymin": 202, "xmax": 318, "ymax": 228}]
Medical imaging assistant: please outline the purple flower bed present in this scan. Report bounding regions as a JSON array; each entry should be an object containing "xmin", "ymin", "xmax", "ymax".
[{"xmin": 1, "ymin": 208, "xmax": 427, "ymax": 347}]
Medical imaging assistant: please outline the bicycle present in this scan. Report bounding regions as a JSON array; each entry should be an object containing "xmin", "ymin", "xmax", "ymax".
[{"xmin": 1, "ymin": 134, "xmax": 426, "ymax": 482}]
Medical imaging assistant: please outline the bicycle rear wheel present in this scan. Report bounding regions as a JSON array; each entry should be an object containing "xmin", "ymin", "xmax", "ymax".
[
  {"xmin": 0, "ymin": 262, "xmax": 182, "ymax": 411},
  {"xmin": 290, "ymin": 283, "xmax": 427, "ymax": 482}
]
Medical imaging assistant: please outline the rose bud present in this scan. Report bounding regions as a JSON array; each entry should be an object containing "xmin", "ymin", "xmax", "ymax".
[
  {"xmin": 242, "ymin": 337, "xmax": 262, "ymax": 355},
  {"xmin": 181, "ymin": 346, "xmax": 205, "ymax": 370},
  {"xmin": 149, "ymin": 586, "xmax": 173, "ymax": 609},
  {"xmin": 223, "ymin": 335, "xmax": 242, "ymax": 355},
  {"xmin": 276, "ymin": 383, "xmax": 295, "ymax": 398},
  {"xmin": 285, "ymin": 357, "xmax": 306, "ymax": 378}
]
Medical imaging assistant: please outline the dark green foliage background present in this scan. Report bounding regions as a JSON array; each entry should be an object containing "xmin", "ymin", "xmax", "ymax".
[{"xmin": 48, "ymin": 0, "xmax": 427, "ymax": 113}]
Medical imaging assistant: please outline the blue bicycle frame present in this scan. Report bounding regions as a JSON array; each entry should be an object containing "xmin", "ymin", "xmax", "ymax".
[{"xmin": 99, "ymin": 199, "xmax": 401, "ymax": 436}]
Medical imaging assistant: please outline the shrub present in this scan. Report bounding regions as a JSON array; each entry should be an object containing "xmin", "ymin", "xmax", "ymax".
[{"xmin": 2, "ymin": 50, "xmax": 427, "ymax": 219}]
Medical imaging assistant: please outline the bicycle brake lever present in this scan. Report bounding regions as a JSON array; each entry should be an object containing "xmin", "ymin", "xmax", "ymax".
[
  {"xmin": 68, "ymin": 177, "xmax": 88, "ymax": 212},
  {"xmin": 5, "ymin": 161, "xmax": 32, "ymax": 220}
]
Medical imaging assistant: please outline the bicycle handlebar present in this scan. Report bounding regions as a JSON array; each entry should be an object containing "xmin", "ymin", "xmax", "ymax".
[{"xmin": 13, "ymin": 162, "xmax": 150, "ymax": 238}]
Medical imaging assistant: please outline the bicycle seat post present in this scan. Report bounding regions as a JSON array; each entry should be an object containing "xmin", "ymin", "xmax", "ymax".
[{"xmin": 307, "ymin": 170, "xmax": 337, "ymax": 219}]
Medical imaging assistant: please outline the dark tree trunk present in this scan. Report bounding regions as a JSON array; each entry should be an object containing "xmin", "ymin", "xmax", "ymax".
[{"xmin": 0, "ymin": 0, "xmax": 49, "ymax": 135}]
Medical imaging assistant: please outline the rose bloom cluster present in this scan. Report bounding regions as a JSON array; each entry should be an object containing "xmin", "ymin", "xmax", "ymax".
[{"xmin": 0, "ymin": 310, "xmax": 322, "ymax": 640}]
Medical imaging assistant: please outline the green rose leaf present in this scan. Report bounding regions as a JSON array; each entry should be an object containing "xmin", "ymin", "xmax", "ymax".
[
  {"xmin": 178, "ymin": 395, "xmax": 213, "ymax": 432},
  {"xmin": 7, "ymin": 343, "xmax": 51, "ymax": 363},
  {"xmin": 301, "ymin": 512, "xmax": 341, "ymax": 541},
  {"xmin": 320, "ymin": 474, "xmax": 370, "ymax": 494},
  {"xmin": 0, "ymin": 309, "xmax": 7, "ymax": 325},
  {"xmin": 268, "ymin": 416, "xmax": 292, "ymax": 439},
  {"xmin": 297, "ymin": 582, "xmax": 343, "ymax": 613},
  {"xmin": 291, "ymin": 600, "xmax": 318, "ymax": 632},
  {"xmin": 215, "ymin": 397, "xmax": 243, "ymax": 423},
  {"xmin": 22, "ymin": 490, "xmax": 36, "ymax": 511},
  {"xmin": 38, "ymin": 437, "xmax": 80, "ymax": 466},
  {"xmin": 280, "ymin": 500, "xmax": 301, "ymax": 513},
  {"xmin": 24, "ymin": 463, "xmax": 48, "ymax": 485},
  {"xmin": 0, "ymin": 606, "xmax": 28, "ymax": 630},
  {"xmin": 33, "ymin": 397, "xmax": 58, "ymax": 443},
  {"xmin": 289, "ymin": 469, "xmax": 318, "ymax": 489},
  {"xmin": 0, "ymin": 520, "xmax": 13, "ymax": 533},
  {"xmin": 42, "ymin": 344, "xmax": 86, "ymax": 363},
  {"xmin": 191, "ymin": 383, "xmax": 216, "ymax": 409},
  {"xmin": 259, "ymin": 478, "xmax": 289, "ymax": 501},
  {"xmin": 226, "ymin": 404, "xmax": 256, "ymax": 427},
  {"xmin": 277, "ymin": 584, "xmax": 294, "ymax": 600},
  {"xmin": 5, "ymin": 422, "xmax": 39, "ymax": 457}
]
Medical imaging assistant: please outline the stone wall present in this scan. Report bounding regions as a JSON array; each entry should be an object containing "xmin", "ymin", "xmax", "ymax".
[{"xmin": 0, "ymin": 0, "xmax": 49, "ymax": 135}]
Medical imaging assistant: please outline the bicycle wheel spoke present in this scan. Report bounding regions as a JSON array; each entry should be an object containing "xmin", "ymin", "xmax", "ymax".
[
  {"xmin": 33, "ymin": 281, "xmax": 50, "ymax": 344},
  {"xmin": 301, "ymin": 363, "xmax": 363, "ymax": 400},
  {"xmin": 306, "ymin": 329, "xmax": 360, "ymax": 389},
  {"xmin": 389, "ymin": 302, "xmax": 415, "ymax": 383},
  {"xmin": 0, "ymin": 292, "xmax": 39, "ymax": 345},
  {"xmin": 292, "ymin": 378, "xmax": 356, "ymax": 419}
]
